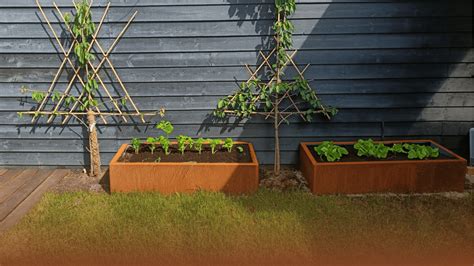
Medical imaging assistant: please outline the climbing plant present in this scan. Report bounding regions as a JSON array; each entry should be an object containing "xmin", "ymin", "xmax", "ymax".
[
  {"xmin": 18, "ymin": 0, "xmax": 156, "ymax": 177},
  {"xmin": 214, "ymin": 0, "xmax": 337, "ymax": 175}
]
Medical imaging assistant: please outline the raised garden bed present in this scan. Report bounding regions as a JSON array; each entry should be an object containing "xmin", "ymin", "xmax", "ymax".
[
  {"xmin": 109, "ymin": 141, "xmax": 259, "ymax": 194},
  {"xmin": 300, "ymin": 140, "xmax": 467, "ymax": 195}
]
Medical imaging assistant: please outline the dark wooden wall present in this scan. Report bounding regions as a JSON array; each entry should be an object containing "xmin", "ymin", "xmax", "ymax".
[{"xmin": 0, "ymin": 0, "xmax": 472, "ymax": 166}]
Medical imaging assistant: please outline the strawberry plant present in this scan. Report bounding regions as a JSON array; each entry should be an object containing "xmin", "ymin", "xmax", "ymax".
[
  {"xmin": 314, "ymin": 141, "xmax": 348, "ymax": 162},
  {"xmin": 146, "ymin": 137, "xmax": 157, "ymax": 154},
  {"xmin": 354, "ymin": 139, "xmax": 390, "ymax": 159},
  {"xmin": 194, "ymin": 138, "xmax": 206, "ymax": 154},
  {"xmin": 177, "ymin": 135, "xmax": 193, "ymax": 155},
  {"xmin": 223, "ymin": 138, "xmax": 234, "ymax": 153},
  {"xmin": 208, "ymin": 139, "xmax": 223, "ymax": 154},
  {"xmin": 131, "ymin": 138, "xmax": 141, "ymax": 154}
]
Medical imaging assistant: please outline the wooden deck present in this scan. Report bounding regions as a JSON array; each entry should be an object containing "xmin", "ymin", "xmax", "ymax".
[{"xmin": 0, "ymin": 168, "xmax": 69, "ymax": 232}]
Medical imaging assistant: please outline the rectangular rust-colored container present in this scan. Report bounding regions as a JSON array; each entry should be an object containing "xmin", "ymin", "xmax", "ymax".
[
  {"xmin": 300, "ymin": 140, "xmax": 466, "ymax": 195},
  {"xmin": 109, "ymin": 142, "xmax": 259, "ymax": 195}
]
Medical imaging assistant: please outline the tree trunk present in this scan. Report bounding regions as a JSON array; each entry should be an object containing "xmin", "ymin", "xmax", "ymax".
[
  {"xmin": 274, "ymin": 96, "xmax": 280, "ymax": 175},
  {"xmin": 273, "ymin": 10, "xmax": 282, "ymax": 176},
  {"xmin": 87, "ymin": 110, "xmax": 101, "ymax": 177}
]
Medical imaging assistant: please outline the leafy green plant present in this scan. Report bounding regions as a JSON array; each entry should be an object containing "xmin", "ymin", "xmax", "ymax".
[
  {"xmin": 208, "ymin": 139, "xmax": 222, "ymax": 154},
  {"xmin": 313, "ymin": 141, "xmax": 348, "ymax": 162},
  {"xmin": 403, "ymin": 144, "xmax": 439, "ymax": 160},
  {"xmin": 237, "ymin": 146, "xmax": 244, "ymax": 153},
  {"xmin": 194, "ymin": 138, "xmax": 206, "ymax": 154},
  {"xmin": 131, "ymin": 138, "xmax": 141, "ymax": 154},
  {"xmin": 390, "ymin": 143, "xmax": 407, "ymax": 154},
  {"xmin": 156, "ymin": 120, "xmax": 174, "ymax": 136},
  {"xmin": 354, "ymin": 139, "xmax": 390, "ymax": 159},
  {"xmin": 223, "ymin": 138, "xmax": 234, "ymax": 153},
  {"xmin": 146, "ymin": 137, "xmax": 157, "ymax": 154},
  {"xmin": 72, "ymin": 0, "xmax": 96, "ymax": 66},
  {"xmin": 158, "ymin": 136, "xmax": 171, "ymax": 155},
  {"xmin": 31, "ymin": 91, "xmax": 46, "ymax": 103},
  {"xmin": 213, "ymin": 0, "xmax": 337, "ymax": 175},
  {"xmin": 177, "ymin": 135, "xmax": 193, "ymax": 155}
]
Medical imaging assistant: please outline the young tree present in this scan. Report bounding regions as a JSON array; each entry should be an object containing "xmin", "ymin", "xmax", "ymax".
[
  {"xmin": 214, "ymin": 0, "xmax": 337, "ymax": 175},
  {"xmin": 19, "ymin": 0, "xmax": 155, "ymax": 177}
]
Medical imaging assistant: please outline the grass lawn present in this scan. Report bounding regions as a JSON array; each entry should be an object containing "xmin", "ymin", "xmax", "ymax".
[{"xmin": 0, "ymin": 190, "xmax": 473, "ymax": 265}]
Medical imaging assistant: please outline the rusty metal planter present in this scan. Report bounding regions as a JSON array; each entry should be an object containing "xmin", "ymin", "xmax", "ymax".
[
  {"xmin": 300, "ymin": 140, "xmax": 466, "ymax": 195},
  {"xmin": 109, "ymin": 142, "xmax": 259, "ymax": 194}
]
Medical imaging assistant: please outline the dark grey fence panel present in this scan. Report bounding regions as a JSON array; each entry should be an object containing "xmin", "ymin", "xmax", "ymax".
[{"xmin": 0, "ymin": 0, "xmax": 472, "ymax": 165}]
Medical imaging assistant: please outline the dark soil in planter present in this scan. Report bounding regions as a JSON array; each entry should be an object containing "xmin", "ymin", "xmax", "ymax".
[
  {"xmin": 118, "ymin": 144, "xmax": 252, "ymax": 163},
  {"xmin": 308, "ymin": 142, "xmax": 455, "ymax": 163}
]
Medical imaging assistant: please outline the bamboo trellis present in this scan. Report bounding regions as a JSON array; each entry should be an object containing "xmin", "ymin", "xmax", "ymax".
[
  {"xmin": 217, "ymin": 9, "xmax": 334, "ymax": 175},
  {"xmin": 19, "ymin": 0, "xmax": 155, "ymax": 126},
  {"xmin": 222, "ymin": 45, "xmax": 325, "ymax": 127}
]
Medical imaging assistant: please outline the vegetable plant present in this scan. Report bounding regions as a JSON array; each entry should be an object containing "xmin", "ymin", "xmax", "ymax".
[
  {"xmin": 403, "ymin": 144, "xmax": 439, "ymax": 160},
  {"xmin": 314, "ymin": 141, "xmax": 348, "ymax": 162},
  {"xmin": 158, "ymin": 136, "xmax": 171, "ymax": 155},
  {"xmin": 354, "ymin": 139, "xmax": 390, "ymax": 159},
  {"xmin": 208, "ymin": 139, "xmax": 223, "ymax": 154},
  {"xmin": 177, "ymin": 135, "xmax": 193, "ymax": 155},
  {"xmin": 194, "ymin": 138, "xmax": 206, "ymax": 154},
  {"xmin": 237, "ymin": 146, "xmax": 244, "ymax": 153},
  {"xmin": 223, "ymin": 138, "xmax": 234, "ymax": 153},
  {"xmin": 390, "ymin": 143, "xmax": 407, "ymax": 154},
  {"xmin": 146, "ymin": 137, "xmax": 157, "ymax": 154},
  {"xmin": 213, "ymin": 0, "xmax": 336, "ymax": 175},
  {"xmin": 156, "ymin": 120, "xmax": 174, "ymax": 136},
  {"xmin": 131, "ymin": 138, "xmax": 141, "ymax": 154}
]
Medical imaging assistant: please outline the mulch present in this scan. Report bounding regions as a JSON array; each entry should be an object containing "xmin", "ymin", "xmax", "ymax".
[{"xmin": 49, "ymin": 166, "xmax": 473, "ymax": 196}]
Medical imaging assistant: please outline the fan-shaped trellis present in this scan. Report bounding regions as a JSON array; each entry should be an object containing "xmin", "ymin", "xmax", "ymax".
[{"xmin": 19, "ymin": 0, "xmax": 157, "ymax": 176}]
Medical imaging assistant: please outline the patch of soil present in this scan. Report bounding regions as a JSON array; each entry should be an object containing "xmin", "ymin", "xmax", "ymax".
[
  {"xmin": 309, "ymin": 142, "xmax": 455, "ymax": 163},
  {"xmin": 259, "ymin": 166, "xmax": 310, "ymax": 192},
  {"xmin": 466, "ymin": 174, "xmax": 474, "ymax": 190},
  {"xmin": 50, "ymin": 168, "xmax": 108, "ymax": 193},
  {"xmin": 119, "ymin": 144, "xmax": 252, "ymax": 163}
]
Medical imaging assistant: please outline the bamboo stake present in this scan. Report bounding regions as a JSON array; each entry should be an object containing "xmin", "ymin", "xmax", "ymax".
[
  {"xmin": 30, "ymin": 60, "xmax": 66, "ymax": 122},
  {"xmin": 66, "ymin": 2, "xmax": 131, "ymax": 122},
  {"xmin": 63, "ymin": 9, "xmax": 137, "ymax": 123},
  {"xmin": 47, "ymin": 2, "xmax": 111, "ymax": 123},
  {"xmin": 52, "ymin": 1, "xmax": 110, "ymax": 123},
  {"xmin": 263, "ymin": 51, "xmax": 307, "ymax": 119},
  {"xmin": 36, "ymin": 1, "xmax": 107, "ymax": 124},
  {"xmin": 20, "ymin": 111, "xmax": 157, "ymax": 116},
  {"xmin": 31, "ymin": 0, "xmax": 88, "ymax": 123},
  {"xmin": 91, "ymin": 32, "xmax": 144, "ymax": 122}
]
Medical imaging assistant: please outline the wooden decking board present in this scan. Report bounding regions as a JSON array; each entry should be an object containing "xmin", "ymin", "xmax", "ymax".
[
  {"xmin": 0, "ymin": 169, "xmax": 52, "ymax": 221},
  {"xmin": 0, "ymin": 169, "xmax": 23, "ymax": 185},
  {"xmin": 0, "ymin": 169, "xmax": 69, "ymax": 232},
  {"xmin": 0, "ymin": 169, "xmax": 8, "ymax": 176},
  {"xmin": 0, "ymin": 169, "xmax": 39, "ymax": 202}
]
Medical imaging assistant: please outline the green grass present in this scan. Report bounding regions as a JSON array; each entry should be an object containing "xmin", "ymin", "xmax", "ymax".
[{"xmin": 1, "ymin": 190, "xmax": 473, "ymax": 264}]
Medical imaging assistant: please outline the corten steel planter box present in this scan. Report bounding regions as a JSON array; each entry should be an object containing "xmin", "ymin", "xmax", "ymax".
[
  {"xmin": 300, "ymin": 140, "xmax": 467, "ymax": 195},
  {"xmin": 109, "ymin": 142, "xmax": 259, "ymax": 194}
]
